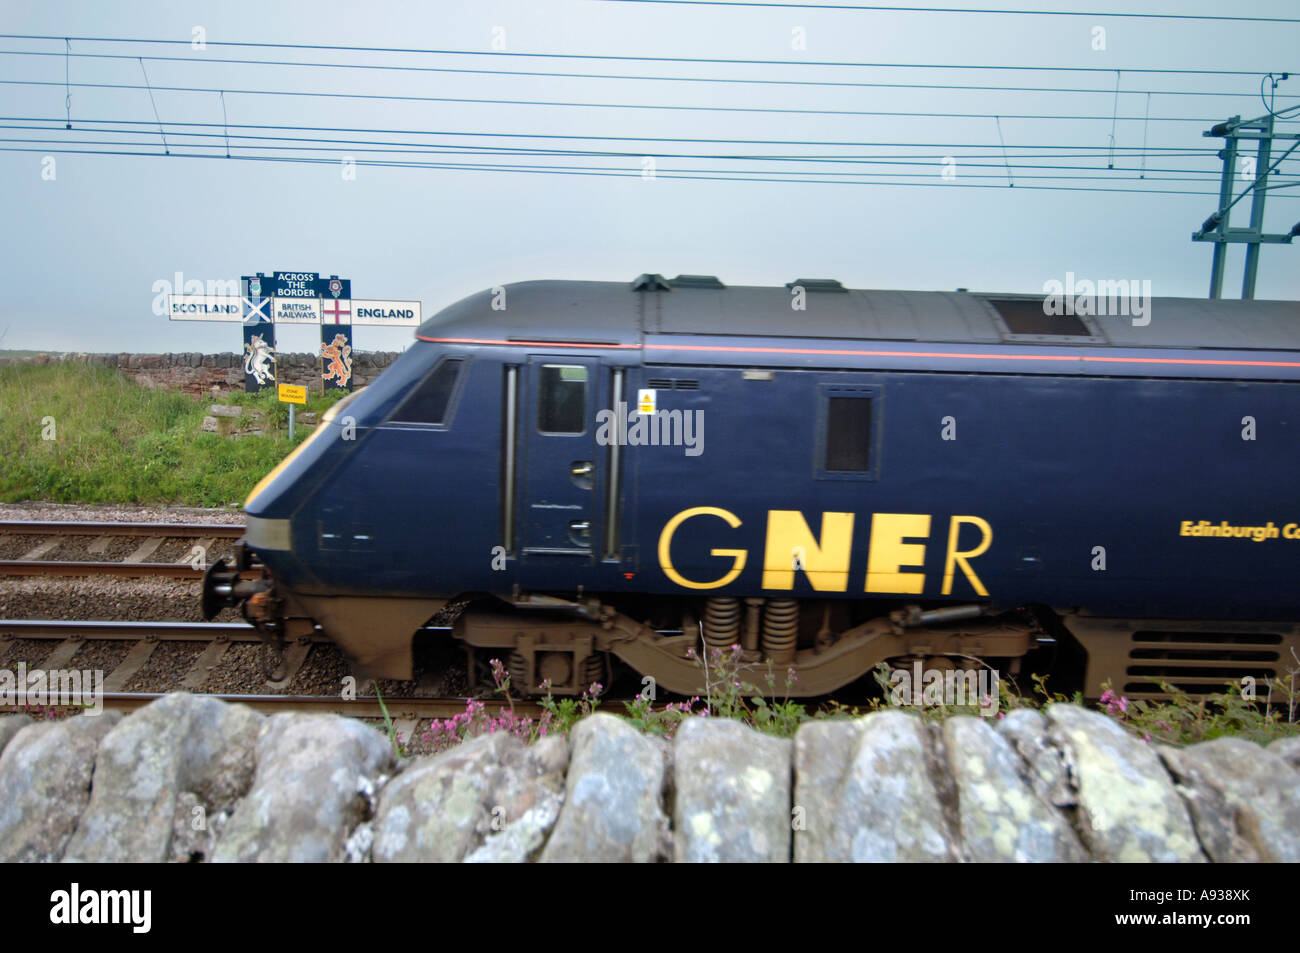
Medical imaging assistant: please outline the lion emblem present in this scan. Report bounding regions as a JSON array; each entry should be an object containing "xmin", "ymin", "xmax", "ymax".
[
  {"xmin": 243, "ymin": 333, "xmax": 275, "ymax": 385},
  {"xmin": 321, "ymin": 333, "xmax": 353, "ymax": 388}
]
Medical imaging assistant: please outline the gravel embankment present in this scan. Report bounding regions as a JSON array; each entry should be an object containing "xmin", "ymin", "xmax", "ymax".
[
  {"xmin": 0, "ymin": 577, "xmax": 239, "ymax": 623},
  {"xmin": 0, "ymin": 502, "xmax": 246, "ymax": 525}
]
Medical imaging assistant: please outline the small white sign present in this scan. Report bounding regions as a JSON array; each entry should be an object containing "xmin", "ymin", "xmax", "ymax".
[
  {"xmin": 637, "ymin": 388, "xmax": 656, "ymax": 415},
  {"xmin": 273, "ymin": 297, "xmax": 322, "ymax": 325},
  {"xmin": 167, "ymin": 294, "xmax": 242, "ymax": 321},
  {"xmin": 351, "ymin": 299, "xmax": 422, "ymax": 327}
]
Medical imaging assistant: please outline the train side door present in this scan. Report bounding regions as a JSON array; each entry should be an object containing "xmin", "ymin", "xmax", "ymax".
[{"xmin": 518, "ymin": 356, "xmax": 603, "ymax": 558}]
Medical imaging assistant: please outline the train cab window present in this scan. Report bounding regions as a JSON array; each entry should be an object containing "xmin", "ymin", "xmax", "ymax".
[
  {"xmin": 389, "ymin": 358, "xmax": 465, "ymax": 425},
  {"xmin": 817, "ymin": 386, "xmax": 879, "ymax": 479},
  {"xmin": 538, "ymin": 364, "xmax": 588, "ymax": 434}
]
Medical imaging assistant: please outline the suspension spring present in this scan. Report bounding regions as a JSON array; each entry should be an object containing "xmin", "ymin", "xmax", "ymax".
[
  {"xmin": 580, "ymin": 651, "xmax": 606, "ymax": 692},
  {"xmin": 703, "ymin": 596, "xmax": 743, "ymax": 653},
  {"xmin": 761, "ymin": 598, "xmax": 799, "ymax": 663}
]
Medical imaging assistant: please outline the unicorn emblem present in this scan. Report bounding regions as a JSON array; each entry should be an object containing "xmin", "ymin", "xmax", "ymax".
[
  {"xmin": 320, "ymin": 332, "xmax": 353, "ymax": 388},
  {"xmin": 243, "ymin": 333, "xmax": 275, "ymax": 385}
]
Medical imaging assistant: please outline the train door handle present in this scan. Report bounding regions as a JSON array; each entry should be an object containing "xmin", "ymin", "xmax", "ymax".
[
  {"xmin": 570, "ymin": 461, "xmax": 594, "ymax": 489},
  {"xmin": 569, "ymin": 520, "xmax": 591, "ymax": 547}
]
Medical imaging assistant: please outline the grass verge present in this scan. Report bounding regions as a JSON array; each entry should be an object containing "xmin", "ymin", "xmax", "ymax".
[
  {"xmin": 394, "ymin": 647, "xmax": 1299, "ymax": 758},
  {"xmin": 0, "ymin": 362, "xmax": 346, "ymax": 506}
]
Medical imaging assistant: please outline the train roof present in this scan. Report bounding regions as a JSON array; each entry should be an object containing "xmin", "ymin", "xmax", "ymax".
[{"xmin": 416, "ymin": 276, "xmax": 1300, "ymax": 352}]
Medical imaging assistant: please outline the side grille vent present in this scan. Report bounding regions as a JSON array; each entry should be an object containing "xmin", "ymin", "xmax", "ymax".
[
  {"xmin": 1122, "ymin": 630, "xmax": 1286, "ymax": 696},
  {"xmin": 646, "ymin": 378, "xmax": 700, "ymax": 390}
]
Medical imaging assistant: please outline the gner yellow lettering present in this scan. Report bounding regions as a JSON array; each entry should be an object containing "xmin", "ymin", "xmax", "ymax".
[
  {"xmin": 762, "ymin": 510, "xmax": 854, "ymax": 591},
  {"xmin": 658, "ymin": 506, "xmax": 747, "ymax": 589},
  {"xmin": 865, "ymin": 513, "xmax": 931, "ymax": 594},
  {"xmin": 657, "ymin": 507, "xmax": 995, "ymax": 596},
  {"xmin": 942, "ymin": 515, "xmax": 993, "ymax": 596}
]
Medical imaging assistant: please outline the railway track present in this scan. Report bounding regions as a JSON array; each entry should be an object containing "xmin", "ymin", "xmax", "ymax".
[
  {"xmin": 0, "ymin": 520, "xmax": 245, "ymax": 539},
  {"xmin": 0, "ymin": 521, "xmax": 639, "ymax": 727},
  {"xmin": 0, "ymin": 618, "xmax": 537, "ymax": 735},
  {"xmin": 0, "ymin": 619, "xmax": 455, "ymax": 694},
  {"xmin": 0, "ymin": 560, "xmax": 205, "ymax": 578},
  {"xmin": 0, "ymin": 519, "xmax": 245, "ymax": 579}
]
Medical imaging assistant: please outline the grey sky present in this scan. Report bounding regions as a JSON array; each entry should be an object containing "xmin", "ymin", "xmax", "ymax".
[{"xmin": 2, "ymin": 0, "xmax": 1297, "ymax": 354}]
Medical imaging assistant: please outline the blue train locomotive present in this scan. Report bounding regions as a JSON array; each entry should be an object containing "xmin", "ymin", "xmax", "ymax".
[{"xmin": 204, "ymin": 275, "xmax": 1300, "ymax": 698}]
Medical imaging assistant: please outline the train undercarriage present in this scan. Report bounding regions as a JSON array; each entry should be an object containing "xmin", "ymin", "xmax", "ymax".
[{"xmin": 202, "ymin": 550, "xmax": 1300, "ymax": 700}]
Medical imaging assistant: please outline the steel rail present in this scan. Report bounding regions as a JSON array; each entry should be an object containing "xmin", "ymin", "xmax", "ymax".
[
  {"xmin": 0, "ymin": 619, "xmax": 269, "ymax": 641},
  {"xmin": 0, "ymin": 560, "xmax": 207, "ymax": 578},
  {"xmin": 0, "ymin": 619, "xmax": 454, "ymax": 641},
  {"xmin": 0, "ymin": 520, "xmax": 245, "ymax": 538}
]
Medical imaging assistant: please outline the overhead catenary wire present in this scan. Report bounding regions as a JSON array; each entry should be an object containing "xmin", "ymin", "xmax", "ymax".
[
  {"xmin": 0, "ymin": 34, "xmax": 1288, "ymax": 76},
  {"xmin": 1140, "ymin": 92, "xmax": 1151, "ymax": 178},
  {"xmin": 9, "ymin": 24, "xmax": 1273, "ymax": 188},
  {"xmin": 0, "ymin": 117, "xmax": 1241, "ymax": 183},
  {"xmin": 3, "ymin": 48, "xmax": 1296, "ymax": 101},
  {"xmin": 3, "ymin": 33, "xmax": 1294, "ymax": 201},
  {"xmin": 3, "ymin": 135, "xmax": 1263, "ymax": 182},
  {"xmin": 4, "ymin": 132, "xmax": 1243, "ymax": 184},
  {"xmin": 0, "ymin": 79, "xmax": 1243, "ymax": 124},
  {"xmin": 1107, "ymin": 70, "xmax": 1120, "ymax": 169},
  {"xmin": 0, "ymin": 115, "xmax": 1239, "ymax": 151},
  {"xmin": 593, "ymin": 1, "xmax": 1300, "ymax": 24},
  {"xmin": 135, "ymin": 57, "xmax": 167, "ymax": 154},
  {"xmin": 994, "ymin": 115, "xmax": 1013, "ymax": 185},
  {"xmin": 1260, "ymin": 73, "xmax": 1300, "ymax": 119},
  {"xmin": 4, "ymin": 143, "xmax": 1294, "ymax": 198},
  {"xmin": 62, "ymin": 38, "xmax": 69, "ymax": 129},
  {"xmin": 219, "ymin": 90, "xmax": 229, "ymax": 157},
  {"xmin": 0, "ymin": 123, "xmax": 1229, "ymax": 166}
]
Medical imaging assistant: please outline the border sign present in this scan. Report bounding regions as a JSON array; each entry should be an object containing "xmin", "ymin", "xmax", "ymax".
[
  {"xmin": 168, "ymin": 269, "xmax": 414, "ymax": 393},
  {"xmin": 273, "ymin": 297, "xmax": 322, "ymax": 325},
  {"xmin": 351, "ymin": 299, "xmax": 422, "ymax": 327},
  {"xmin": 167, "ymin": 295, "xmax": 242, "ymax": 321},
  {"xmin": 322, "ymin": 298, "xmax": 351, "ymax": 323},
  {"xmin": 242, "ymin": 324, "xmax": 277, "ymax": 393},
  {"xmin": 320, "ymin": 325, "xmax": 354, "ymax": 391},
  {"xmin": 242, "ymin": 296, "xmax": 272, "ymax": 325},
  {"xmin": 274, "ymin": 271, "xmax": 352, "ymax": 299}
]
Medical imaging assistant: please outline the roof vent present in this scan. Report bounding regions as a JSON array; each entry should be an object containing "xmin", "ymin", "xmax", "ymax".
[
  {"xmin": 988, "ymin": 298, "xmax": 1092, "ymax": 337},
  {"xmin": 785, "ymin": 278, "xmax": 846, "ymax": 292},
  {"xmin": 632, "ymin": 273, "xmax": 672, "ymax": 291},
  {"xmin": 670, "ymin": 274, "xmax": 725, "ymax": 289}
]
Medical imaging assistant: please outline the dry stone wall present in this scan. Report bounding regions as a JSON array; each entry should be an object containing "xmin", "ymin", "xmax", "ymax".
[
  {"xmin": 1, "ymin": 693, "xmax": 1297, "ymax": 863},
  {"xmin": 0, "ymin": 351, "xmax": 402, "ymax": 396}
]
